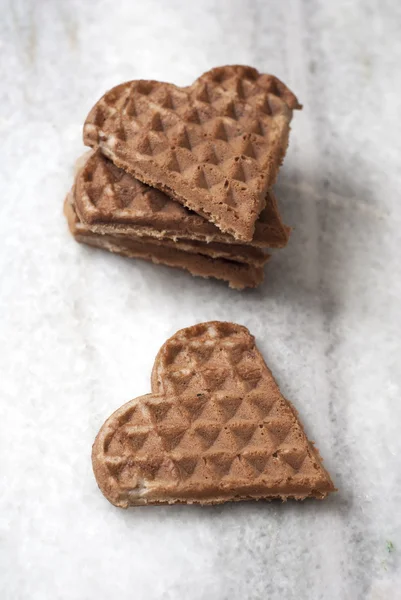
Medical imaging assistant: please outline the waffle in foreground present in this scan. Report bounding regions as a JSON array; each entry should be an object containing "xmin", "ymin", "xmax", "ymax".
[
  {"xmin": 84, "ymin": 65, "xmax": 300, "ymax": 241},
  {"xmin": 92, "ymin": 322, "xmax": 335, "ymax": 507}
]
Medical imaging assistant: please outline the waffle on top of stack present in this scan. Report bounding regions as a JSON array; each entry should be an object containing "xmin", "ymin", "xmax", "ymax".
[
  {"xmin": 92, "ymin": 322, "xmax": 335, "ymax": 507},
  {"xmin": 66, "ymin": 65, "xmax": 300, "ymax": 288}
]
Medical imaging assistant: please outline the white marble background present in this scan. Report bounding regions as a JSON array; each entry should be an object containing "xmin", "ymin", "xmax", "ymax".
[{"xmin": 1, "ymin": 1, "xmax": 401, "ymax": 598}]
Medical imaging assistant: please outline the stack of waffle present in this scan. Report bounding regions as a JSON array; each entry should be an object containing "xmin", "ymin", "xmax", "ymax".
[{"xmin": 65, "ymin": 65, "xmax": 300, "ymax": 289}]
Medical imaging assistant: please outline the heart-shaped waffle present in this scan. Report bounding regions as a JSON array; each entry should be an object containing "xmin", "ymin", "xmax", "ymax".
[
  {"xmin": 75, "ymin": 149, "xmax": 290, "ymax": 249},
  {"xmin": 84, "ymin": 65, "xmax": 300, "ymax": 242},
  {"xmin": 92, "ymin": 322, "xmax": 334, "ymax": 507}
]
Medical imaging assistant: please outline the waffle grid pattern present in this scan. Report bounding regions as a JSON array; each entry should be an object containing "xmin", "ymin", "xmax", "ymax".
[
  {"xmin": 101, "ymin": 323, "xmax": 322, "ymax": 496},
  {"xmin": 84, "ymin": 66, "xmax": 298, "ymax": 239},
  {"xmin": 76, "ymin": 150, "xmax": 290, "ymax": 248}
]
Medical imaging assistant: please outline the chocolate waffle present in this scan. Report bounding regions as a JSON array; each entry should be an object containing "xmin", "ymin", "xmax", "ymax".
[
  {"xmin": 65, "ymin": 196, "xmax": 265, "ymax": 289},
  {"xmin": 84, "ymin": 65, "xmax": 300, "ymax": 241},
  {"xmin": 92, "ymin": 322, "xmax": 334, "ymax": 507},
  {"xmin": 75, "ymin": 149, "xmax": 290, "ymax": 248}
]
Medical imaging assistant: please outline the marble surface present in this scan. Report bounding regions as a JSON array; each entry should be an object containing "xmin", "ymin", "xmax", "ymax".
[{"xmin": 1, "ymin": 1, "xmax": 401, "ymax": 598}]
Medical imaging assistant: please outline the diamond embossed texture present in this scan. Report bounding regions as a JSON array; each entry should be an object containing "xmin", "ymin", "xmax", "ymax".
[
  {"xmin": 92, "ymin": 322, "xmax": 334, "ymax": 507},
  {"xmin": 75, "ymin": 149, "xmax": 290, "ymax": 248},
  {"xmin": 83, "ymin": 65, "xmax": 300, "ymax": 241}
]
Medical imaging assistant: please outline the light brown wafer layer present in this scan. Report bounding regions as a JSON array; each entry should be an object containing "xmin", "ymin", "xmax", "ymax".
[
  {"xmin": 67, "ymin": 190, "xmax": 268, "ymax": 266},
  {"xmin": 92, "ymin": 322, "xmax": 335, "ymax": 507},
  {"xmin": 83, "ymin": 65, "xmax": 300, "ymax": 241},
  {"xmin": 75, "ymin": 149, "xmax": 290, "ymax": 248},
  {"xmin": 65, "ymin": 196, "xmax": 265, "ymax": 289}
]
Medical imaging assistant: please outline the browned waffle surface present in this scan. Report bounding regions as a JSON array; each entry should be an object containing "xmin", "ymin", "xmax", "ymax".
[
  {"xmin": 83, "ymin": 65, "xmax": 300, "ymax": 241},
  {"xmin": 75, "ymin": 149, "xmax": 290, "ymax": 248},
  {"xmin": 92, "ymin": 322, "xmax": 334, "ymax": 507},
  {"xmin": 70, "ymin": 188, "xmax": 268, "ymax": 266},
  {"xmin": 65, "ymin": 196, "xmax": 264, "ymax": 289}
]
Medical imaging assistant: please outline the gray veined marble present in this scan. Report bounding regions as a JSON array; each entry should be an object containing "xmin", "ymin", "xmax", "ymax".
[{"xmin": 0, "ymin": 0, "xmax": 400, "ymax": 599}]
